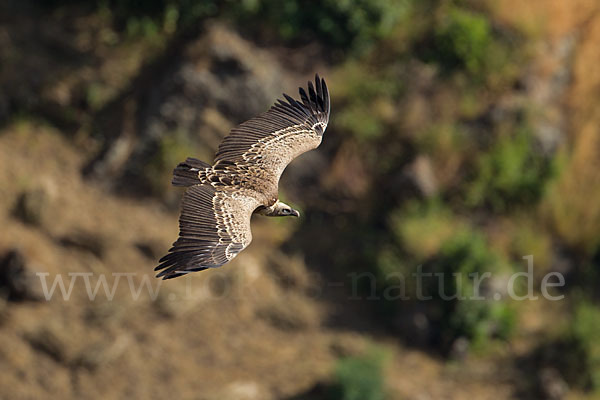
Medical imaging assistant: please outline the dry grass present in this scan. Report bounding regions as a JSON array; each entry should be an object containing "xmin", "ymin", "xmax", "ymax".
[{"xmin": 542, "ymin": 9, "xmax": 600, "ymax": 254}]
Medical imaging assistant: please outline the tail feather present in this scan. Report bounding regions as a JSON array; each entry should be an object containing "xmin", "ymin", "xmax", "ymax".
[{"xmin": 172, "ymin": 157, "xmax": 211, "ymax": 187}]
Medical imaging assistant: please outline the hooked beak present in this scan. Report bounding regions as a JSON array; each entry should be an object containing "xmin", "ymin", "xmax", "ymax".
[{"xmin": 291, "ymin": 209, "xmax": 300, "ymax": 218}]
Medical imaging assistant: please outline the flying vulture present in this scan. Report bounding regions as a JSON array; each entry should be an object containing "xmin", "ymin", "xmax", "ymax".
[{"xmin": 156, "ymin": 75, "xmax": 330, "ymax": 279}]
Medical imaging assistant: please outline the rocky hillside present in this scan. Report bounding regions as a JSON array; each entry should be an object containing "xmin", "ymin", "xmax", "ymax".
[{"xmin": 1, "ymin": 1, "xmax": 600, "ymax": 399}]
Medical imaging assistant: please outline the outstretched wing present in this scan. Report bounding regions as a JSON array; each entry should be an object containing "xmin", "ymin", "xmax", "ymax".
[
  {"xmin": 156, "ymin": 185, "xmax": 260, "ymax": 280},
  {"xmin": 214, "ymin": 74, "xmax": 330, "ymax": 183}
]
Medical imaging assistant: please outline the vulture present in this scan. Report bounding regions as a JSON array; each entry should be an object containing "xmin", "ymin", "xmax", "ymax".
[{"xmin": 156, "ymin": 75, "xmax": 330, "ymax": 279}]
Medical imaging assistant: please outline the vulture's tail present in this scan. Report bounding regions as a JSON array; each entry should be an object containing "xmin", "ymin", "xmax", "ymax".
[{"xmin": 172, "ymin": 157, "xmax": 211, "ymax": 187}]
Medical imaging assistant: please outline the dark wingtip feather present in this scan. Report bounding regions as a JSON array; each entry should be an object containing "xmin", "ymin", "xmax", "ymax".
[
  {"xmin": 322, "ymin": 78, "xmax": 330, "ymax": 115},
  {"xmin": 298, "ymin": 74, "xmax": 329, "ymax": 115},
  {"xmin": 157, "ymin": 270, "xmax": 184, "ymax": 280},
  {"xmin": 315, "ymin": 74, "xmax": 330, "ymax": 116},
  {"xmin": 307, "ymin": 81, "xmax": 317, "ymax": 106},
  {"xmin": 160, "ymin": 271, "xmax": 187, "ymax": 280},
  {"xmin": 314, "ymin": 76, "xmax": 322, "ymax": 100},
  {"xmin": 157, "ymin": 265, "xmax": 208, "ymax": 280},
  {"xmin": 299, "ymin": 87, "xmax": 312, "ymax": 111},
  {"xmin": 278, "ymin": 75, "xmax": 329, "ymax": 112},
  {"xmin": 269, "ymin": 74, "xmax": 329, "ymax": 127},
  {"xmin": 283, "ymin": 93, "xmax": 300, "ymax": 108}
]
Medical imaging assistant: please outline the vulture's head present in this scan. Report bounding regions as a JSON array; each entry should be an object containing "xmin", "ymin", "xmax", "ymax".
[{"xmin": 257, "ymin": 201, "xmax": 300, "ymax": 218}]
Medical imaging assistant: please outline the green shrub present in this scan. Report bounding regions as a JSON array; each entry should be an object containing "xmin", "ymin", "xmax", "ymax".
[
  {"xmin": 466, "ymin": 126, "xmax": 556, "ymax": 212},
  {"xmin": 391, "ymin": 200, "xmax": 462, "ymax": 260},
  {"xmin": 331, "ymin": 349, "xmax": 386, "ymax": 400},
  {"xmin": 437, "ymin": 229, "xmax": 499, "ymax": 278},
  {"xmin": 331, "ymin": 61, "xmax": 405, "ymax": 142},
  {"xmin": 417, "ymin": 5, "xmax": 517, "ymax": 86},
  {"xmin": 385, "ymin": 202, "xmax": 517, "ymax": 350},
  {"xmin": 233, "ymin": 0, "xmax": 413, "ymax": 53},
  {"xmin": 543, "ymin": 302, "xmax": 600, "ymax": 392},
  {"xmin": 435, "ymin": 7, "xmax": 492, "ymax": 77},
  {"xmin": 107, "ymin": 0, "xmax": 219, "ymax": 32},
  {"xmin": 335, "ymin": 103, "xmax": 386, "ymax": 141},
  {"xmin": 450, "ymin": 295, "xmax": 516, "ymax": 348},
  {"xmin": 46, "ymin": 0, "xmax": 218, "ymax": 36},
  {"xmin": 568, "ymin": 303, "xmax": 600, "ymax": 390},
  {"xmin": 125, "ymin": 16, "xmax": 161, "ymax": 38},
  {"xmin": 50, "ymin": 0, "xmax": 416, "ymax": 53},
  {"xmin": 430, "ymin": 230, "xmax": 516, "ymax": 348}
]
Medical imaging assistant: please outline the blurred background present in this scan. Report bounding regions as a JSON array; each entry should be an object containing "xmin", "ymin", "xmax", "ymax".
[{"xmin": 0, "ymin": 0, "xmax": 599, "ymax": 399}]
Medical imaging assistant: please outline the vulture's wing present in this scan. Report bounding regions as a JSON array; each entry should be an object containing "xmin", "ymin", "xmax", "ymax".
[
  {"xmin": 214, "ymin": 74, "xmax": 330, "ymax": 183},
  {"xmin": 155, "ymin": 185, "xmax": 260, "ymax": 280}
]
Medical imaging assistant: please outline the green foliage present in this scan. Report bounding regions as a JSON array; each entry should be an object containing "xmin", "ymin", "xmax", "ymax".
[
  {"xmin": 48, "ymin": 0, "xmax": 220, "ymax": 36},
  {"xmin": 126, "ymin": 16, "xmax": 161, "ymax": 38},
  {"xmin": 450, "ymin": 295, "xmax": 516, "ymax": 348},
  {"xmin": 437, "ymin": 230, "xmax": 499, "ymax": 277},
  {"xmin": 46, "ymin": 0, "xmax": 428, "ymax": 58},
  {"xmin": 466, "ymin": 126, "xmax": 556, "ymax": 212},
  {"xmin": 437, "ymin": 232, "xmax": 516, "ymax": 347},
  {"xmin": 392, "ymin": 200, "xmax": 462, "ymax": 260},
  {"xmin": 62, "ymin": 0, "xmax": 413, "ymax": 52},
  {"xmin": 335, "ymin": 102, "xmax": 386, "ymax": 141},
  {"xmin": 332, "ymin": 62, "xmax": 404, "ymax": 142},
  {"xmin": 385, "ymin": 202, "xmax": 517, "ymax": 349},
  {"xmin": 233, "ymin": 0, "xmax": 413, "ymax": 53},
  {"xmin": 331, "ymin": 349, "xmax": 386, "ymax": 400},
  {"xmin": 568, "ymin": 303, "xmax": 600, "ymax": 390},
  {"xmin": 546, "ymin": 302, "xmax": 600, "ymax": 392},
  {"xmin": 435, "ymin": 7, "xmax": 492, "ymax": 76},
  {"xmin": 424, "ymin": 227, "xmax": 516, "ymax": 348},
  {"xmin": 105, "ymin": 0, "xmax": 219, "ymax": 32},
  {"xmin": 416, "ymin": 4, "xmax": 516, "ymax": 86}
]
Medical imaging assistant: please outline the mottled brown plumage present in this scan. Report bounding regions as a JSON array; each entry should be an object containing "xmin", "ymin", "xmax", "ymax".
[{"xmin": 156, "ymin": 75, "xmax": 330, "ymax": 279}]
